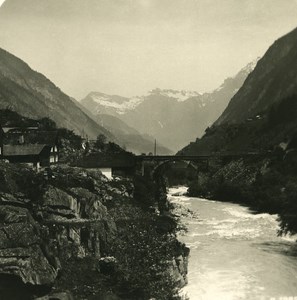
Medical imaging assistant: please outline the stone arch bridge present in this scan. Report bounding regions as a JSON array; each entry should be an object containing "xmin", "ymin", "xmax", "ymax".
[{"xmin": 135, "ymin": 152, "xmax": 272, "ymax": 179}]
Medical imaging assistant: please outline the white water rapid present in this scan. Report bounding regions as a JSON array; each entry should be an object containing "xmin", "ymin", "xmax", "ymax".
[{"xmin": 169, "ymin": 187, "xmax": 297, "ymax": 300}]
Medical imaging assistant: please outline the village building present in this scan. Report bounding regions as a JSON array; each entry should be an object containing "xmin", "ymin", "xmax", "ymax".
[
  {"xmin": 0, "ymin": 126, "xmax": 59, "ymax": 170},
  {"xmin": 73, "ymin": 152, "xmax": 136, "ymax": 179}
]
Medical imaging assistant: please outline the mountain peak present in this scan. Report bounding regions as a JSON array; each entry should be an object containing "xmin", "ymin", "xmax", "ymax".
[
  {"xmin": 81, "ymin": 59, "xmax": 256, "ymax": 151},
  {"xmin": 242, "ymin": 57, "xmax": 261, "ymax": 74},
  {"xmin": 82, "ymin": 92, "xmax": 144, "ymax": 115},
  {"xmin": 213, "ymin": 58, "xmax": 259, "ymax": 94},
  {"xmin": 149, "ymin": 88, "xmax": 201, "ymax": 102}
]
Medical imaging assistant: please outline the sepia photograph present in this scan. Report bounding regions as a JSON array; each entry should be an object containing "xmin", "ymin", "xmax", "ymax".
[{"xmin": 0, "ymin": 0, "xmax": 297, "ymax": 299}]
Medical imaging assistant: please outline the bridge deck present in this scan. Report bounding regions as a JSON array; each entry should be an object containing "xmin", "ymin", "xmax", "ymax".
[{"xmin": 136, "ymin": 152, "xmax": 272, "ymax": 161}]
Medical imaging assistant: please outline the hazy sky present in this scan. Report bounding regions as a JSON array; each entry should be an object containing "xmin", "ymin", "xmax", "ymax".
[{"xmin": 0, "ymin": 0, "xmax": 297, "ymax": 99}]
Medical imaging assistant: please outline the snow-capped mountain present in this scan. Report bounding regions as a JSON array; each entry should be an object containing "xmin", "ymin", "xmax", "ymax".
[
  {"xmin": 149, "ymin": 88, "xmax": 202, "ymax": 102},
  {"xmin": 86, "ymin": 92, "xmax": 144, "ymax": 115},
  {"xmin": 81, "ymin": 60, "xmax": 258, "ymax": 152},
  {"xmin": 82, "ymin": 88, "xmax": 202, "ymax": 116}
]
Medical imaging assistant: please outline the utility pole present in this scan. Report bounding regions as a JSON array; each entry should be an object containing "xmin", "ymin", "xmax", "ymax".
[{"xmin": 154, "ymin": 139, "xmax": 157, "ymax": 156}]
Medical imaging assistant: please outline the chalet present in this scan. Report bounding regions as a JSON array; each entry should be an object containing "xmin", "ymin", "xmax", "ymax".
[
  {"xmin": 73, "ymin": 152, "xmax": 136, "ymax": 179},
  {"xmin": 0, "ymin": 126, "xmax": 59, "ymax": 170}
]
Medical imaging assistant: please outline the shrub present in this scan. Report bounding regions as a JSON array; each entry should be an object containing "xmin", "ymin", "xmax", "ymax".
[
  {"xmin": 111, "ymin": 218, "xmax": 183, "ymax": 300},
  {"xmin": 133, "ymin": 175, "xmax": 157, "ymax": 208}
]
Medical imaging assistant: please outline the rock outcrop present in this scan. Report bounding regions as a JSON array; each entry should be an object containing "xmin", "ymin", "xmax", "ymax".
[
  {"xmin": 0, "ymin": 162, "xmax": 188, "ymax": 299},
  {"xmin": 0, "ymin": 162, "xmax": 119, "ymax": 298},
  {"xmin": 0, "ymin": 205, "xmax": 57, "ymax": 286}
]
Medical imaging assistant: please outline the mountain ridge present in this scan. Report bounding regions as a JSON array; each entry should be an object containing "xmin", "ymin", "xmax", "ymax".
[
  {"xmin": 0, "ymin": 47, "xmax": 114, "ymax": 141},
  {"xmin": 215, "ymin": 27, "xmax": 297, "ymax": 125},
  {"xmin": 180, "ymin": 27, "xmax": 297, "ymax": 156},
  {"xmin": 81, "ymin": 59, "xmax": 258, "ymax": 152}
]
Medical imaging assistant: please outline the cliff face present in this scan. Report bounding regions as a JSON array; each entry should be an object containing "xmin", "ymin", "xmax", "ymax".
[{"xmin": 0, "ymin": 162, "xmax": 188, "ymax": 299}]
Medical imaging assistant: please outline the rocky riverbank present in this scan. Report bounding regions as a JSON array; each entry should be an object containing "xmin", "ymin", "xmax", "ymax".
[
  {"xmin": 187, "ymin": 150, "xmax": 297, "ymax": 235},
  {"xmin": 0, "ymin": 162, "xmax": 189, "ymax": 300}
]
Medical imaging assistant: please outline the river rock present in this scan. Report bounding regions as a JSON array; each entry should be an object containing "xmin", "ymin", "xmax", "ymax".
[{"xmin": 97, "ymin": 256, "xmax": 118, "ymax": 275}]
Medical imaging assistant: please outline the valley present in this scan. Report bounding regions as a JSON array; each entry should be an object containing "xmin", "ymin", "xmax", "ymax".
[
  {"xmin": 80, "ymin": 60, "xmax": 257, "ymax": 152},
  {"xmin": 0, "ymin": 1, "xmax": 296, "ymax": 299}
]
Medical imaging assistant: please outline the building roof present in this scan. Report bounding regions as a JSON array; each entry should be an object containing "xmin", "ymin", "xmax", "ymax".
[
  {"xmin": 2, "ymin": 127, "xmax": 38, "ymax": 133},
  {"xmin": 3, "ymin": 130, "xmax": 58, "ymax": 146},
  {"xmin": 74, "ymin": 152, "xmax": 136, "ymax": 168},
  {"xmin": 3, "ymin": 144, "xmax": 47, "ymax": 156}
]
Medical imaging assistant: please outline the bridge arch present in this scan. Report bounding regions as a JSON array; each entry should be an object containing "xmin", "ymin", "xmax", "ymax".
[
  {"xmin": 152, "ymin": 159, "xmax": 199, "ymax": 180},
  {"xmin": 136, "ymin": 155, "xmax": 210, "ymax": 179}
]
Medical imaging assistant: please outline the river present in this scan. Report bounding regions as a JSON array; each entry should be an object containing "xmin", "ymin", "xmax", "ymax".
[{"xmin": 168, "ymin": 187, "xmax": 297, "ymax": 300}]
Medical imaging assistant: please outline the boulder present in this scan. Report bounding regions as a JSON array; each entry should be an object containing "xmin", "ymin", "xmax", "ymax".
[{"xmin": 97, "ymin": 256, "xmax": 118, "ymax": 275}]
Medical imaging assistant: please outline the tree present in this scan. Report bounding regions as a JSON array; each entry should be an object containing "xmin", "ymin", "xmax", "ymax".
[
  {"xmin": 94, "ymin": 134, "xmax": 107, "ymax": 150},
  {"xmin": 39, "ymin": 117, "xmax": 57, "ymax": 130}
]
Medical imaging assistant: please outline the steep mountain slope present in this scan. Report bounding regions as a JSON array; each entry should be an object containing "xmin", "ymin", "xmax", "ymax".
[
  {"xmin": 180, "ymin": 27, "xmax": 297, "ymax": 156},
  {"xmin": 0, "ymin": 48, "xmax": 113, "ymax": 140},
  {"xmin": 201, "ymin": 60, "xmax": 258, "ymax": 122},
  {"xmin": 81, "ymin": 61, "xmax": 256, "ymax": 152},
  {"xmin": 77, "ymin": 95, "xmax": 172, "ymax": 154},
  {"xmin": 92, "ymin": 114, "xmax": 172, "ymax": 154},
  {"xmin": 216, "ymin": 27, "xmax": 297, "ymax": 125}
]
